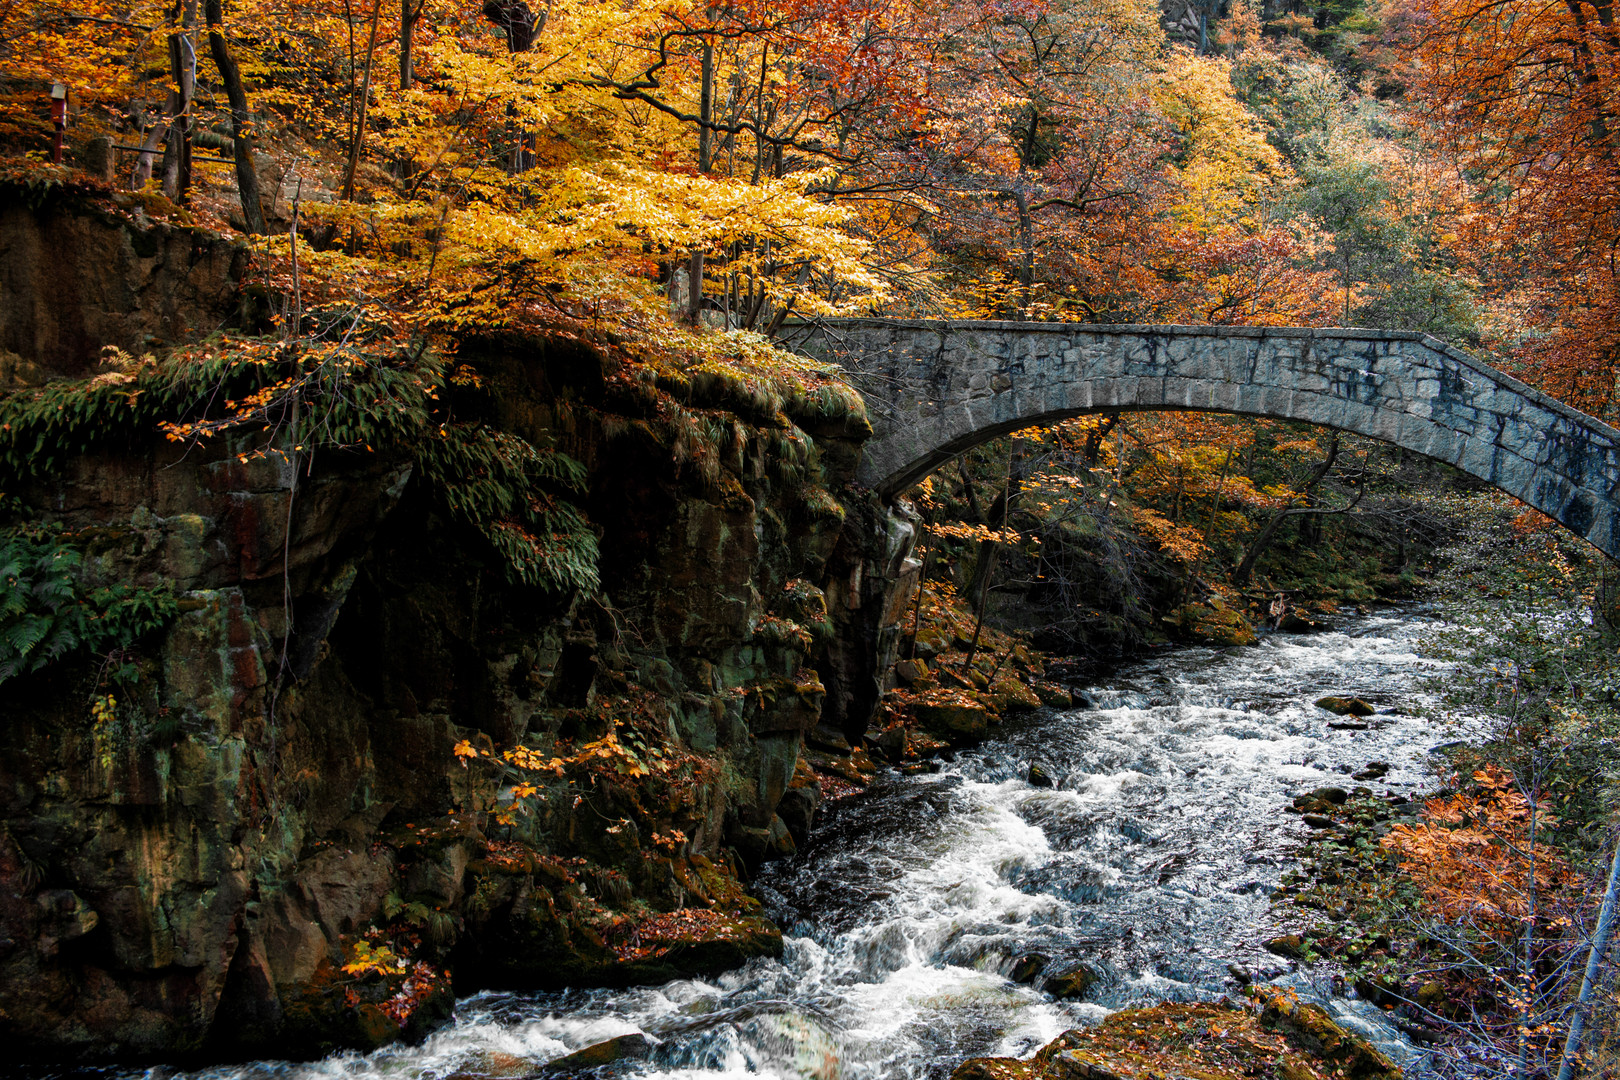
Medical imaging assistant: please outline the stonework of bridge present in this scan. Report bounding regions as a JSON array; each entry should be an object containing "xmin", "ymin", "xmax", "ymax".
[{"xmin": 787, "ymin": 320, "xmax": 1620, "ymax": 561}]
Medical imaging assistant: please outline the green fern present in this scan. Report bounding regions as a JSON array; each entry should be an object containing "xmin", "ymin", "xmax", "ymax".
[
  {"xmin": 0, "ymin": 534, "xmax": 178, "ymax": 685},
  {"xmin": 414, "ymin": 423, "xmax": 599, "ymax": 593}
]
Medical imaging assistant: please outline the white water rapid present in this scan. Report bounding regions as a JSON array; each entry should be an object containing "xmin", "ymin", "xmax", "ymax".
[{"xmin": 140, "ymin": 608, "xmax": 1469, "ymax": 1080}]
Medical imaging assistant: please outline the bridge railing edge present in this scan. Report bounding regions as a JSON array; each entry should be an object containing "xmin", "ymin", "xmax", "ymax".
[{"xmin": 782, "ymin": 318, "xmax": 1620, "ymax": 445}]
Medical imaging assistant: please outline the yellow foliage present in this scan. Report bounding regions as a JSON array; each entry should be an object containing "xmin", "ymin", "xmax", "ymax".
[{"xmin": 1155, "ymin": 52, "xmax": 1286, "ymax": 222}]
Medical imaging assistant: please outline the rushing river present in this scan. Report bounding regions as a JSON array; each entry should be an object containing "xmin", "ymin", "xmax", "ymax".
[{"xmin": 147, "ymin": 608, "xmax": 1469, "ymax": 1080}]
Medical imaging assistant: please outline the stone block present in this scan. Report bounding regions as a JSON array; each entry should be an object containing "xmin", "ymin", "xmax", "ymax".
[{"xmin": 830, "ymin": 320, "xmax": 1620, "ymax": 561}]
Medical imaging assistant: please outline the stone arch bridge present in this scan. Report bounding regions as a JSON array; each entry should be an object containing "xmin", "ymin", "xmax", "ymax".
[{"xmin": 786, "ymin": 320, "xmax": 1620, "ymax": 561}]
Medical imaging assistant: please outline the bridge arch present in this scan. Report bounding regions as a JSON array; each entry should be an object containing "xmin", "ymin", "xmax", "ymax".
[{"xmin": 789, "ymin": 320, "xmax": 1620, "ymax": 561}]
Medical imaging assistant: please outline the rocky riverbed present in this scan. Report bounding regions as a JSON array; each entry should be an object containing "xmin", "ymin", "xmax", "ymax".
[{"xmin": 87, "ymin": 606, "xmax": 1467, "ymax": 1080}]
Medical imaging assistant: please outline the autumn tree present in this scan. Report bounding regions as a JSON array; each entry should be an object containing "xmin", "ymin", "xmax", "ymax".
[{"xmin": 1409, "ymin": 0, "xmax": 1620, "ymax": 417}]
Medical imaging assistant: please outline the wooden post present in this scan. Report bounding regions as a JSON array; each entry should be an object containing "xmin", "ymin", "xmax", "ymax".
[{"xmin": 49, "ymin": 83, "xmax": 67, "ymax": 164}]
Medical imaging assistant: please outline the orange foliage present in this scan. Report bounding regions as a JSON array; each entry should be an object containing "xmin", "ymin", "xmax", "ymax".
[
  {"xmin": 1411, "ymin": 0, "xmax": 1620, "ymax": 417},
  {"xmin": 1383, "ymin": 766, "xmax": 1577, "ymax": 929}
]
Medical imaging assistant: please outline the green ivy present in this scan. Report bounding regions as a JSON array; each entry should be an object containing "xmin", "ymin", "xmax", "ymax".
[{"xmin": 0, "ymin": 532, "xmax": 178, "ymax": 685}]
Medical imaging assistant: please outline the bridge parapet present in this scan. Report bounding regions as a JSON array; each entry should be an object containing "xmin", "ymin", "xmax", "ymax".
[{"xmin": 784, "ymin": 320, "xmax": 1620, "ymax": 561}]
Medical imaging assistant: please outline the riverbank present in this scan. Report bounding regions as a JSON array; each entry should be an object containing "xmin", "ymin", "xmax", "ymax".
[{"xmin": 77, "ymin": 607, "xmax": 1449, "ymax": 1080}]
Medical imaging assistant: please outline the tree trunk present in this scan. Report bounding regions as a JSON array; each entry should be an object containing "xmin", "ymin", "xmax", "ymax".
[
  {"xmin": 1557, "ymin": 832, "xmax": 1620, "ymax": 1080},
  {"xmin": 132, "ymin": 103, "xmax": 169, "ymax": 190},
  {"xmin": 341, "ymin": 0, "xmax": 383, "ymax": 200},
  {"xmin": 1234, "ymin": 434, "xmax": 1338, "ymax": 586},
  {"xmin": 964, "ymin": 455, "xmax": 1025, "ymax": 667},
  {"xmin": 697, "ymin": 38, "xmax": 714, "ymax": 173},
  {"xmin": 962, "ymin": 543, "xmax": 999, "ymax": 668},
  {"xmin": 161, "ymin": 2, "xmax": 197, "ymax": 202},
  {"xmin": 205, "ymin": 0, "xmax": 266, "ymax": 233},
  {"xmin": 685, "ymin": 36, "xmax": 714, "ymax": 325},
  {"xmin": 399, "ymin": 0, "xmax": 419, "ymax": 88},
  {"xmin": 1082, "ymin": 415, "xmax": 1118, "ymax": 467}
]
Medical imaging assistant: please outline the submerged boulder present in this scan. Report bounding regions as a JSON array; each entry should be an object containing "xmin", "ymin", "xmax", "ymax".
[{"xmin": 538, "ymin": 1031, "xmax": 657, "ymax": 1073}]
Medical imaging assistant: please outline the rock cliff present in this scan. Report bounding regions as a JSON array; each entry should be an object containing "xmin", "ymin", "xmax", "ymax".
[{"xmin": 0, "ymin": 182, "xmax": 917, "ymax": 1063}]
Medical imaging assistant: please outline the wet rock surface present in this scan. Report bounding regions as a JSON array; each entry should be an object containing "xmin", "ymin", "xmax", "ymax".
[
  {"xmin": 0, "ymin": 197, "xmax": 924, "ymax": 1064},
  {"xmin": 185, "ymin": 610, "xmax": 1441, "ymax": 1080},
  {"xmin": 951, "ymin": 998, "xmax": 1399, "ymax": 1080}
]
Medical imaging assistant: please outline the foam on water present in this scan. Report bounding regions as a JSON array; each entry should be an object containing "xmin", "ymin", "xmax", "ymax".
[{"xmin": 140, "ymin": 609, "xmax": 1467, "ymax": 1080}]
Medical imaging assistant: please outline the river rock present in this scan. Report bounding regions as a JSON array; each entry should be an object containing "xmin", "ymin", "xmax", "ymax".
[
  {"xmin": 1279, "ymin": 610, "xmax": 1327, "ymax": 633},
  {"xmin": 1264, "ymin": 934, "xmax": 1306, "ymax": 959},
  {"xmin": 870, "ymin": 724, "xmax": 908, "ymax": 763},
  {"xmin": 1009, "ymin": 952, "xmax": 1048, "ymax": 983},
  {"xmin": 777, "ymin": 786, "xmax": 820, "ymax": 846},
  {"xmin": 893, "ymin": 658, "xmax": 927, "ymax": 687},
  {"xmin": 1302, "ymin": 813, "xmax": 1336, "ymax": 829},
  {"xmin": 1033, "ymin": 682, "xmax": 1072, "ymax": 708},
  {"xmin": 1354, "ymin": 973, "xmax": 1402, "ymax": 1007},
  {"xmin": 1028, "ymin": 759, "xmax": 1059, "ymax": 789},
  {"xmin": 1305, "ymin": 786, "xmax": 1349, "ymax": 805},
  {"xmin": 1315, "ymin": 696, "xmax": 1376, "ymax": 716},
  {"xmin": 1226, "ymin": 962, "xmax": 1252, "ymax": 983},
  {"xmin": 1043, "ymin": 962, "xmax": 1099, "ymax": 999},
  {"xmin": 807, "ymin": 725, "xmax": 852, "ymax": 754},
  {"xmin": 1352, "ymin": 761, "xmax": 1389, "ymax": 780},
  {"xmin": 914, "ymin": 699, "xmax": 993, "ymax": 740},
  {"xmin": 991, "ymin": 677, "xmax": 1042, "ymax": 712},
  {"xmin": 1255, "ymin": 993, "xmax": 1401, "ymax": 1080},
  {"xmin": 537, "ymin": 1031, "xmax": 656, "ymax": 1073},
  {"xmin": 1046, "ymin": 1050, "xmax": 1123, "ymax": 1080},
  {"xmin": 955, "ymin": 1000, "xmax": 1392, "ymax": 1080}
]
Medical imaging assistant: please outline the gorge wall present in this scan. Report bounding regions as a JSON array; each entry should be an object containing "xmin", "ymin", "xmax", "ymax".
[{"xmin": 0, "ymin": 185, "xmax": 919, "ymax": 1063}]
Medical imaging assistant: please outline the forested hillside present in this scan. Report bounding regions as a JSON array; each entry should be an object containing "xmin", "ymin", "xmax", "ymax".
[{"xmin": 1, "ymin": 0, "xmax": 1618, "ymax": 1071}]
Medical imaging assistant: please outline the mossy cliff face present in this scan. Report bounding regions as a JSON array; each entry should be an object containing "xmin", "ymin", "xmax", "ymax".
[
  {"xmin": 0, "ymin": 180, "xmax": 252, "ymax": 383},
  {"xmin": 0, "ymin": 196, "xmax": 919, "ymax": 1063}
]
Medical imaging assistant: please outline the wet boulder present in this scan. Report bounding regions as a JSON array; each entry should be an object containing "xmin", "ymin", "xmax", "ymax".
[
  {"xmin": 991, "ymin": 677, "xmax": 1042, "ymax": 713},
  {"xmin": 777, "ymin": 787, "xmax": 820, "ymax": 847},
  {"xmin": 1028, "ymin": 759, "xmax": 1059, "ymax": 789},
  {"xmin": 1264, "ymin": 934, "xmax": 1306, "ymax": 959},
  {"xmin": 1043, "ymin": 962, "xmax": 1099, "ymax": 999},
  {"xmin": 1009, "ymin": 952, "xmax": 1048, "ymax": 983},
  {"xmin": 874, "ymin": 724, "xmax": 910, "ymax": 763},
  {"xmin": 537, "ymin": 1031, "xmax": 656, "ymax": 1073},
  {"xmin": 1315, "ymin": 696, "xmax": 1375, "ymax": 717},
  {"xmin": 1280, "ymin": 610, "xmax": 1327, "ymax": 633},
  {"xmin": 1255, "ymin": 991, "xmax": 1401, "ymax": 1080},
  {"xmin": 1033, "ymin": 682, "xmax": 1072, "ymax": 708},
  {"xmin": 914, "ymin": 696, "xmax": 994, "ymax": 741}
]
